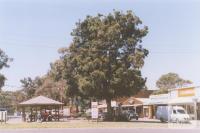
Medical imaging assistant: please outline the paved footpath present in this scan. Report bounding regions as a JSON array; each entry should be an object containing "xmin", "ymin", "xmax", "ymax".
[{"xmin": 1, "ymin": 128, "xmax": 200, "ymax": 133}]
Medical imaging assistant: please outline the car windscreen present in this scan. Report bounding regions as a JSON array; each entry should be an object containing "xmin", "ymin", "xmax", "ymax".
[
  {"xmin": 177, "ymin": 109, "xmax": 186, "ymax": 114},
  {"xmin": 129, "ymin": 110, "xmax": 135, "ymax": 113}
]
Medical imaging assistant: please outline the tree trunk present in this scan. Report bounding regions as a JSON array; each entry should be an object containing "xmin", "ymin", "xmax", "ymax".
[
  {"xmin": 106, "ymin": 98, "xmax": 113, "ymax": 121},
  {"xmin": 75, "ymin": 97, "xmax": 79, "ymax": 113}
]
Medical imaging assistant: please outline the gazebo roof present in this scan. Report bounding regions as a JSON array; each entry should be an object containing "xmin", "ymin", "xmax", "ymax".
[{"xmin": 19, "ymin": 95, "xmax": 63, "ymax": 106}]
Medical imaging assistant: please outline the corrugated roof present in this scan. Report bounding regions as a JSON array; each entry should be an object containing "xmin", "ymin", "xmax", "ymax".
[
  {"xmin": 122, "ymin": 97, "xmax": 148, "ymax": 105},
  {"xmin": 135, "ymin": 98, "xmax": 150, "ymax": 103},
  {"xmin": 19, "ymin": 96, "xmax": 63, "ymax": 106}
]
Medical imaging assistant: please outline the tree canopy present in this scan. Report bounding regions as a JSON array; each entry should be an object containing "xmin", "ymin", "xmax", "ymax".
[
  {"xmin": 58, "ymin": 10, "xmax": 149, "ymax": 116},
  {"xmin": 0, "ymin": 49, "xmax": 12, "ymax": 90},
  {"xmin": 156, "ymin": 72, "xmax": 192, "ymax": 91}
]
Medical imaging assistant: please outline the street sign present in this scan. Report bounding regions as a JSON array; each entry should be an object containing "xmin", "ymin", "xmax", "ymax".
[
  {"xmin": 111, "ymin": 101, "xmax": 117, "ymax": 107},
  {"xmin": 91, "ymin": 102, "xmax": 98, "ymax": 108},
  {"xmin": 91, "ymin": 102, "xmax": 98, "ymax": 119},
  {"xmin": 0, "ymin": 109, "xmax": 7, "ymax": 123},
  {"xmin": 178, "ymin": 87, "xmax": 195, "ymax": 97}
]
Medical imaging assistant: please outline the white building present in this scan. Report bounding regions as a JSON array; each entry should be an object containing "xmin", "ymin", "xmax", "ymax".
[{"xmin": 147, "ymin": 86, "xmax": 200, "ymax": 120}]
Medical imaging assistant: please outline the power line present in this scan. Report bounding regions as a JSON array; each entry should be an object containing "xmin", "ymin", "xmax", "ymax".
[
  {"xmin": 0, "ymin": 42, "xmax": 199, "ymax": 54},
  {"xmin": 0, "ymin": 43, "xmax": 64, "ymax": 49},
  {"xmin": 150, "ymin": 51, "xmax": 199, "ymax": 54},
  {"xmin": 4, "ymin": 84, "xmax": 22, "ymax": 89},
  {"xmin": 0, "ymin": 40, "xmax": 67, "ymax": 48}
]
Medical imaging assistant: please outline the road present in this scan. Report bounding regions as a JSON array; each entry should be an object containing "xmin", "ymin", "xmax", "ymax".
[{"xmin": 1, "ymin": 128, "xmax": 200, "ymax": 133}]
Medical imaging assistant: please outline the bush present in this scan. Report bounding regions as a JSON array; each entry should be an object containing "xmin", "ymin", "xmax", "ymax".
[
  {"xmin": 102, "ymin": 112, "xmax": 113, "ymax": 121},
  {"xmin": 103, "ymin": 112, "xmax": 129, "ymax": 122},
  {"xmin": 115, "ymin": 113, "xmax": 129, "ymax": 122}
]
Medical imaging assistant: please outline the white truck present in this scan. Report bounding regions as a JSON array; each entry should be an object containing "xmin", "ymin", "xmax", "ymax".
[{"xmin": 156, "ymin": 106, "xmax": 190, "ymax": 123}]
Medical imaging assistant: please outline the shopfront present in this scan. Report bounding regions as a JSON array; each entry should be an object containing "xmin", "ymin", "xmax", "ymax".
[
  {"xmin": 147, "ymin": 94, "xmax": 169, "ymax": 119},
  {"xmin": 121, "ymin": 97, "xmax": 150, "ymax": 118},
  {"xmin": 168, "ymin": 86, "xmax": 200, "ymax": 120},
  {"xmin": 147, "ymin": 86, "xmax": 200, "ymax": 120}
]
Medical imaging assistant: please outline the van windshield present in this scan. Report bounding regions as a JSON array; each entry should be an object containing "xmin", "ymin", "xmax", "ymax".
[{"xmin": 177, "ymin": 109, "xmax": 186, "ymax": 114}]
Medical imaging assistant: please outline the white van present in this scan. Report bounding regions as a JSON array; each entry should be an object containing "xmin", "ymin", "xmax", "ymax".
[{"xmin": 156, "ymin": 106, "xmax": 190, "ymax": 123}]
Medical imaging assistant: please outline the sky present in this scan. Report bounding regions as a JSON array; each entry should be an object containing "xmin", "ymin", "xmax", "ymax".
[{"xmin": 0, "ymin": 0, "xmax": 200, "ymax": 91}]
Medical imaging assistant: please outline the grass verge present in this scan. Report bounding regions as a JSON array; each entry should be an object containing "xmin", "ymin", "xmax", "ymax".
[{"xmin": 0, "ymin": 121, "xmax": 168, "ymax": 129}]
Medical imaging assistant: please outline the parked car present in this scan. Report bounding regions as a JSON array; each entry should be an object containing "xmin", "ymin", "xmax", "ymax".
[
  {"xmin": 156, "ymin": 106, "xmax": 190, "ymax": 123},
  {"xmin": 121, "ymin": 110, "xmax": 139, "ymax": 121},
  {"xmin": 126, "ymin": 110, "xmax": 139, "ymax": 120},
  {"xmin": 98, "ymin": 112, "xmax": 108, "ymax": 120}
]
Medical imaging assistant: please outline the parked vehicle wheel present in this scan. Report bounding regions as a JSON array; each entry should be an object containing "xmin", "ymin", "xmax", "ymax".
[
  {"xmin": 160, "ymin": 117, "xmax": 165, "ymax": 123},
  {"xmin": 128, "ymin": 116, "xmax": 132, "ymax": 121},
  {"xmin": 176, "ymin": 118, "xmax": 180, "ymax": 123}
]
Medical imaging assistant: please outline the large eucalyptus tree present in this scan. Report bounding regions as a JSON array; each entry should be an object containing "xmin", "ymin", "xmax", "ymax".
[{"xmin": 64, "ymin": 10, "xmax": 149, "ymax": 118}]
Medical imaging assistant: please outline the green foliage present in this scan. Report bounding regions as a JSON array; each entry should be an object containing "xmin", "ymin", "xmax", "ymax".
[
  {"xmin": 0, "ymin": 91, "xmax": 15, "ymax": 114},
  {"xmin": 0, "ymin": 91, "xmax": 12, "ymax": 107},
  {"xmin": 115, "ymin": 113, "xmax": 129, "ymax": 122},
  {"xmin": 0, "ymin": 49, "xmax": 12, "ymax": 69},
  {"xmin": 68, "ymin": 10, "xmax": 148, "ymax": 99},
  {"xmin": 49, "ymin": 59, "xmax": 65, "ymax": 81},
  {"xmin": 20, "ymin": 77, "xmax": 40, "ymax": 99},
  {"xmin": 156, "ymin": 72, "xmax": 192, "ymax": 90},
  {"xmin": 0, "ymin": 49, "xmax": 12, "ymax": 90},
  {"xmin": 0, "ymin": 74, "xmax": 6, "ymax": 90},
  {"xmin": 56, "ymin": 10, "xmax": 149, "ymax": 116},
  {"xmin": 152, "ymin": 89, "xmax": 169, "ymax": 95},
  {"xmin": 35, "ymin": 77, "xmax": 66, "ymax": 102},
  {"xmin": 19, "ymin": 75, "xmax": 68, "ymax": 104},
  {"xmin": 14, "ymin": 10, "xmax": 149, "ymax": 117}
]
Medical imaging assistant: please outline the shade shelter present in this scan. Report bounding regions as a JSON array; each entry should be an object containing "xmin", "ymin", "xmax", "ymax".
[{"xmin": 19, "ymin": 95, "xmax": 63, "ymax": 122}]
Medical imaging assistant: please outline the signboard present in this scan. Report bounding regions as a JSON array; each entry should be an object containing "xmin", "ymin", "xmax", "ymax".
[
  {"xmin": 178, "ymin": 87, "xmax": 195, "ymax": 97},
  {"xmin": 91, "ymin": 102, "xmax": 98, "ymax": 119},
  {"xmin": 0, "ymin": 109, "xmax": 7, "ymax": 122},
  {"xmin": 111, "ymin": 101, "xmax": 117, "ymax": 107},
  {"xmin": 91, "ymin": 108, "xmax": 98, "ymax": 119},
  {"xmin": 91, "ymin": 102, "xmax": 98, "ymax": 108},
  {"xmin": 149, "ymin": 94, "xmax": 169, "ymax": 105},
  {"xmin": 63, "ymin": 108, "xmax": 71, "ymax": 117}
]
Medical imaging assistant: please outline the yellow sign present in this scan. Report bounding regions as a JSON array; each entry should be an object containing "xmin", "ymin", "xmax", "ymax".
[{"xmin": 178, "ymin": 87, "xmax": 195, "ymax": 97}]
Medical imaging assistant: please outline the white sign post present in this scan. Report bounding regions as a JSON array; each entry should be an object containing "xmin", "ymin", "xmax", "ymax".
[
  {"xmin": 111, "ymin": 101, "xmax": 117, "ymax": 108},
  {"xmin": 0, "ymin": 110, "xmax": 7, "ymax": 124},
  {"xmin": 91, "ymin": 102, "xmax": 98, "ymax": 119}
]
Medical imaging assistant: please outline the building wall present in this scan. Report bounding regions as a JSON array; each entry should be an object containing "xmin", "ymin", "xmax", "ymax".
[{"xmin": 149, "ymin": 87, "xmax": 200, "ymax": 120}]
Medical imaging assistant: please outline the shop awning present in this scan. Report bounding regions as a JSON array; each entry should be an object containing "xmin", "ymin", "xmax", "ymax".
[
  {"xmin": 121, "ymin": 104, "xmax": 143, "ymax": 107},
  {"xmin": 147, "ymin": 99, "xmax": 169, "ymax": 105},
  {"xmin": 168, "ymin": 97, "xmax": 195, "ymax": 105},
  {"xmin": 98, "ymin": 104, "xmax": 107, "ymax": 108}
]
